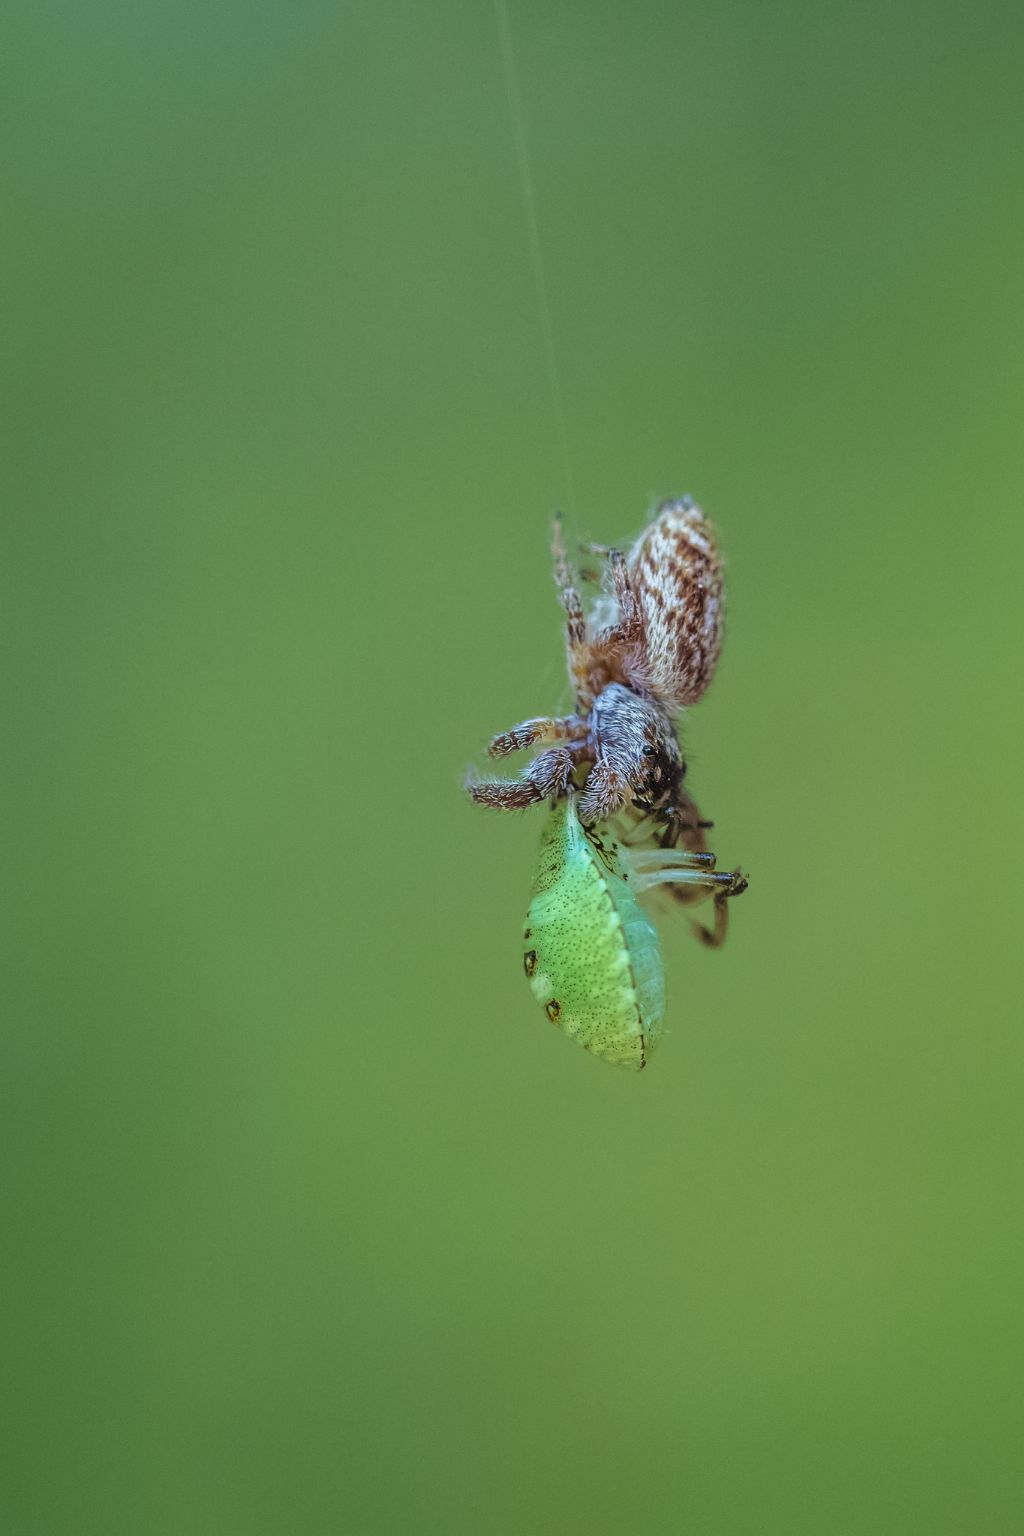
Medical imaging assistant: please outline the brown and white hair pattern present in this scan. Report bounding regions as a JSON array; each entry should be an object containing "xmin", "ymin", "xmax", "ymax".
[{"xmin": 628, "ymin": 497, "xmax": 724, "ymax": 709}]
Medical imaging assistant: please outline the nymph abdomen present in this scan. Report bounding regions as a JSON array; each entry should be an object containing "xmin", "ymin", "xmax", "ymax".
[{"xmin": 523, "ymin": 796, "xmax": 665, "ymax": 1070}]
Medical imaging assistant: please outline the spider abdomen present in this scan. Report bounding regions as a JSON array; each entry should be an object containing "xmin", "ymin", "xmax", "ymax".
[{"xmin": 630, "ymin": 497, "xmax": 724, "ymax": 708}]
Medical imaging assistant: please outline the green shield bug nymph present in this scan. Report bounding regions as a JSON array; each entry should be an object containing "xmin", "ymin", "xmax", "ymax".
[
  {"xmin": 524, "ymin": 793, "xmax": 665, "ymax": 1070},
  {"xmin": 523, "ymin": 793, "xmax": 748, "ymax": 1070}
]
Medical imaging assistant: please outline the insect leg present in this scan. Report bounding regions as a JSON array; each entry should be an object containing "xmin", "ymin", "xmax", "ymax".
[
  {"xmin": 688, "ymin": 877, "xmax": 749, "ymax": 950},
  {"xmin": 487, "ymin": 715, "xmax": 587, "ymax": 758},
  {"xmin": 630, "ymin": 848, "xmax": 718, "ymax": 872},
  {"xmin": 631, "ymin": 865, "xmax": 744, "ymax": 897},
  {"xmin": 633, "ymin": 864, "xmax": 748, "ymax": 948},
  {"xmin": 655, "ymin": 789, "xmax": 715, "ymax": 852}
]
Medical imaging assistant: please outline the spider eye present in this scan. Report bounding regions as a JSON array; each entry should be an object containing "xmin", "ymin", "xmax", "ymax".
[{"xmin": 642, "ymin": 745, "xmax": 656, "ymax": 757}]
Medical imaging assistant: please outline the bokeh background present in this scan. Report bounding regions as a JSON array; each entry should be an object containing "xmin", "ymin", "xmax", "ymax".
[{"xmin": 4, "ymin": 2, "xmax": 1023, "ymax": 1532}]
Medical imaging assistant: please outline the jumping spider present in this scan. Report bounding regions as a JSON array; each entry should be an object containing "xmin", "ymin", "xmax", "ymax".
[
  {"xmin": 468, "ymin": 497, "xmax": 747, "ymax": 942},
  {"xmin": 469, "ymin": 498, "xmax": 721, "ymax": 829}
]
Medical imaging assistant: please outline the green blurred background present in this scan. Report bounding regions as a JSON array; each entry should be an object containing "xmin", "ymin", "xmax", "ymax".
[{"xmin": 4, "ymin": 2, "xmax": 1022, "ymax": 1531}]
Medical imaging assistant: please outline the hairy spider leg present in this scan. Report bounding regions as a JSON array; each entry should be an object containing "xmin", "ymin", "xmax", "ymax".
[
  {"xmin": 581, "ymin": 544, "xmax": 645, "ymax": 652},
  {"xmin": 551, "ymin": 513, "xmax": 593, "ymax": 710},
  {"xmin": 578, "ymin": 540, "xmax": 653, "ymax": 705},
  {"xmin": 487, "ymin": 715, "xmax": 587, "ymax": 759},
  {"xmin": 467, "ymin": 746, "xmax": 576, "ymax": 810}
]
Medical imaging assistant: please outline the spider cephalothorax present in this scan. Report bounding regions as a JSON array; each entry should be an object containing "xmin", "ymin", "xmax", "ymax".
[
  {"xmin": 467, "ymin": 497, "xmax": 723, "ymax": 841},
  {"xmin": 582, "ymin": 684, "xmax": 684, "ymax": 821}
]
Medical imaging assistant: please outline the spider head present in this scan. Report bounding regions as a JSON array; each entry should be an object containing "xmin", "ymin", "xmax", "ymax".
[
  {"xmin": 581, "ymin": 684, "xmax": 683, "ymax": 822},
  {"xmin": 636, "ymin": 727, "xmax": 685, "ymax": 814}
]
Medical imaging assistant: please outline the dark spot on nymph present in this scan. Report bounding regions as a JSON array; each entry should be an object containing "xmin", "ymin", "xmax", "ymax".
[
  {"xmin": 545, "ymin": 999, "xmax": 561, "ymax": 1023},
  {"xmin": 524, "ymin": 927, "xmax": 532, "ymax": 940},
  {"xmin": 524, "ymin": 950, "xmax": 538, "ymax": 977}
]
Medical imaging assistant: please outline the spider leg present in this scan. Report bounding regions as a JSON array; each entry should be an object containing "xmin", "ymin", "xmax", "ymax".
[
  {"xmin": 551, "ymin": 514, "xmax": 593, "ymax": 711},
  {"xmin": 487, "ymin": 715, "xmax": 587, "ymax": 758},
  {"xmin": 579, "ymin": 543, "xmax": 649, "ymax": 695},
  {"xmin": 467, "ymin": 746, "xmax": 577, "ymax": 810},
  {"xmin": 584, "ymin": 545, "xmax": 644, "ymax": 648}
]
